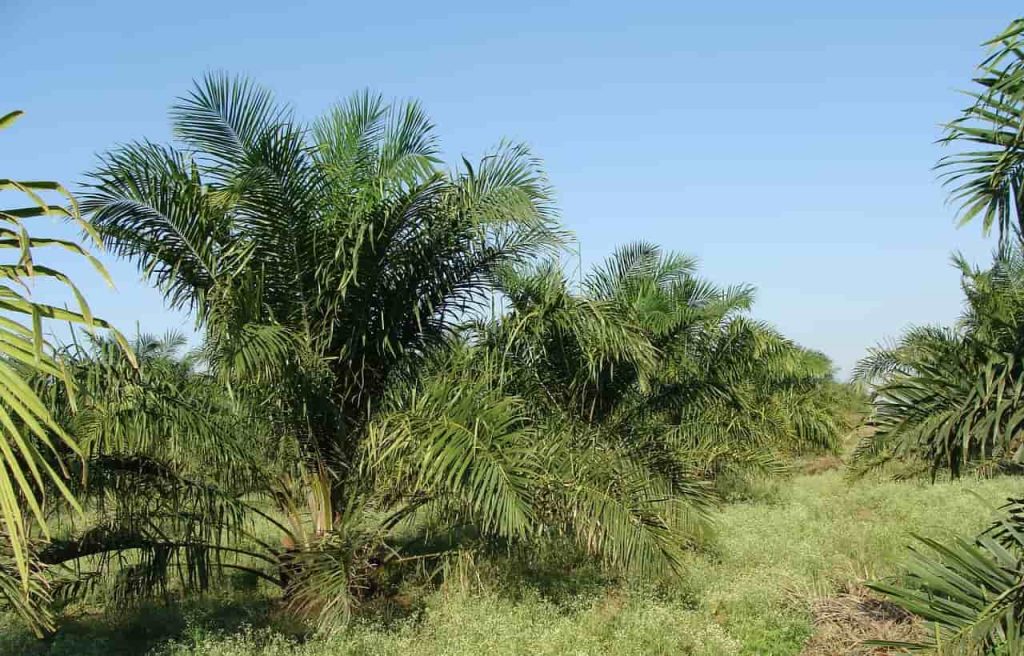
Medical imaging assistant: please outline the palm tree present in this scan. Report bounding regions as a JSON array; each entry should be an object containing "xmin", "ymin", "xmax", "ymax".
[
  {"xmin": 855, "ymin": 15, "xmax": 1024, "ymax": 477},
  {"xmin": 457, "ymin": 255, "xmax": 713, "ymax": 577},
  {"xmin": 81, "ymin": 74, "xmax": 564, "ymax": 522},
  {"xmin": 73, "ymin": 75, "xmax": 607, "ymax": 624},
  {"xmin": 857, "ymin": 250, "xmax": 1024, "ymax": 652},
  {"xmin": 854, "ymin": 248, "xmax": 1024, "ymax": 477},
  {"xmin": 491, "ymin": 242, "xmax": 846, "ymax": 477},
  {"xmin": 464, "ymin": 243, "xmax": 847, "ymax": 571},
  {"xmin": 0, "ymin": 109, "xmax": 129, "ymax": 633}
]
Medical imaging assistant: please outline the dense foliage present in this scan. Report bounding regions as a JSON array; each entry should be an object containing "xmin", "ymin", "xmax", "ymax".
[
  {"xmin": 13, "ymin": 11, "xmax": 1024, "ymax": 646},
  {"xmin": 857, "ymin": 18, "xmax": 1024, "ymax": 654},
  {"xmin": 0, "ymin": 110, "xmax": 131, "ymax": 634},
  {"xmin": 9, "ymin": 11, "xmax": 1024, "ymax": 654},
  {"xmin": 0, "ymin": 79, "xmax": 851, "ymax": 635},
  {"xmin": 853, "ymin": 248, "xmax": 1024, "ymax": 477}
]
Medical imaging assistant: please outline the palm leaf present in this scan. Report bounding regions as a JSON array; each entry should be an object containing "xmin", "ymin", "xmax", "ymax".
[{"xmin": 0, "ymin": 111, "xmax": 129, "ymax": 612}]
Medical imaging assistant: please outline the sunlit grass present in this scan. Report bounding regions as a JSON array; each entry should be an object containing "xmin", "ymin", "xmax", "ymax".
[{"xmin": 4, "ymin": 471, "xmax": 1018, "ymax": 656}]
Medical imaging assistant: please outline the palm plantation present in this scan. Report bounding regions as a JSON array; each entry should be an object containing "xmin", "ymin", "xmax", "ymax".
[
  {"xmin": 6, "ymin": 14, "xmax": 1024, "ymax": 656},
  {"xmin": 65, "ymin": 76, "xmax": 848, "ymax": 616},
  {"xmin": 0, "ymin": 76, "xmax": 851, "ymax": 639}
]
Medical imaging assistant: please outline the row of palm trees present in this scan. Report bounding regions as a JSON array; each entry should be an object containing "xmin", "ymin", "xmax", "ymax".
[
  {"xmin": 0, "ymin": 79, "xmax": 849, "ymax": 634},
  {"xmin": 15, "ymin": 15, "xmax": 1024, "ymax": 647},
  {"xmin": 855, "ymin": 18, "xmax": 1024, "ymax": 654}
]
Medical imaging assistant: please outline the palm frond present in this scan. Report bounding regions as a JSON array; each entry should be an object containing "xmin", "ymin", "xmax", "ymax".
[{"xmin": 0, "ymin": 110, "xmax": 130, "ymax": 593}]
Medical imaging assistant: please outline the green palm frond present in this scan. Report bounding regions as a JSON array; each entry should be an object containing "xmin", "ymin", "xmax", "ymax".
[
  {"xmin": 939, "ymin": 18, "xmax": 1024, "ymax": 244},
  {"xmin": 172, "ymin": 72, "xmax": 294, "ymax": 170},
  {"xmin": 365, "ymin": 375, "xmax": 542, "ymax": 540},
  {"xmin": 43, "ymin": 332, "xmax": 273, "ymax": 487},
  {"xmin": 869, "ymin": 506, "xmax": 1024, "ymax": 654},
  {"xmin": 855, "ymin": 245, "xmax": 1024, "ymax": 478},
  {"xmin": 0, "ymin": 110, "xmax": 130, "ymax": 613},
  {"xmin": 557, "ymin": 443, "xmax": 705, "ymax": 578},
  {"xmin": 82, "ymin": 142, "xmax": 229, "ymax": 313}
]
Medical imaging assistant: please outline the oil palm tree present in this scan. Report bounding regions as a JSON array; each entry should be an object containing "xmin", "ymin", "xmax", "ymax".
[
  {"xmin": 465, "ymin": 256, "xmax": 713, "ymax": 576},
  {"xmin": 856, "ymin": 14, "xmax": 1024, "ymax": 476},
  {"xmin": 492, "ymin": 243, "xmax": 845, "ymax": 477},
  {"xmin": 854, "ymin": 248, "xmax": 1024, "ymax": 477},
  {"xmin": 81, "ymin": 74, "xmax": 564, "ymax": 523},
  {"xmin": 74, "ymin": 76, "xmax": 603, "ymax": 624},
  {"xmin": 469, "ymin": 243, "xmax": 846, "ymax": 569},
  {"xmin": 857, "ymin": 250, "xmax": 1024, "ymax": 651},
  {"xmin": 865, "ymin": 19, "xmax": 1024, "ymax": 652}
]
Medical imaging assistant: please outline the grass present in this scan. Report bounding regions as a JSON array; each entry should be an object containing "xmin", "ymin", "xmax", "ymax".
[{"xmin": 3, "ymin": 470, "xmax": 1019, "ymax": 656}]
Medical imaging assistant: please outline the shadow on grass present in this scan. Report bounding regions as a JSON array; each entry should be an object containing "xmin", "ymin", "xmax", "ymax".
[
  {"xmin": 0, "ymin": 539, "xmax": 692, "ymax": 655},
  {"xmin": 1, "ymin": 593, "xmax": 305, "ymax": 656}
]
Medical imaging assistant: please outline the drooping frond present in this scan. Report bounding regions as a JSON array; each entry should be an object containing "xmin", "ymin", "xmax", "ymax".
[
  {"xmin": 869, "ymin": 500, "xmax": 1024, "ymax": 653},
  {"xmin": 855, "ymin": 245, "xmax": 1024, "ymax": 477},
  {"xmin": 939, "ymin": 18, "xmax": 1024, "ymax": 244},
  {"xmin": 0, "ymin": 110, "xmax": 130, "ymax": 606},
  {"xmin": 364, "ymin": 374, "xmax": 542, "ymax": 540},
  {"xmin": 81, "ymin": 142, "xmax": 230, "ymax": 313},
  {"xmin": 555, "ymin": 442, "xmax": 706, "ymax": 578}
]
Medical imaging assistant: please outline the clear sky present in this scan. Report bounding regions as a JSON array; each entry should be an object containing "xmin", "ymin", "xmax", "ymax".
[{"xmin": 6, "ymin": 1, "xmax": 1020, "ymax": 375}]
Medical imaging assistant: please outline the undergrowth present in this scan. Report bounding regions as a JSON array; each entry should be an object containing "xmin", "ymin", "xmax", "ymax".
[{"xmin": 2, "ymin": 471, "xmax": 1017, "ymax": 656}]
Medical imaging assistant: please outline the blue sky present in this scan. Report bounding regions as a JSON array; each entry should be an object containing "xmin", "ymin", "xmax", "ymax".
[{"xmin": 6, "ymin": 1, "xmax": 1020, "ymax": 375}]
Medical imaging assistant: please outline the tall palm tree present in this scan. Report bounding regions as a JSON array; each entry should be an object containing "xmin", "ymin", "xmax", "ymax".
[{"xmin": 856, "ymin": 15, "xmax": 1024, "ymax": 477}]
